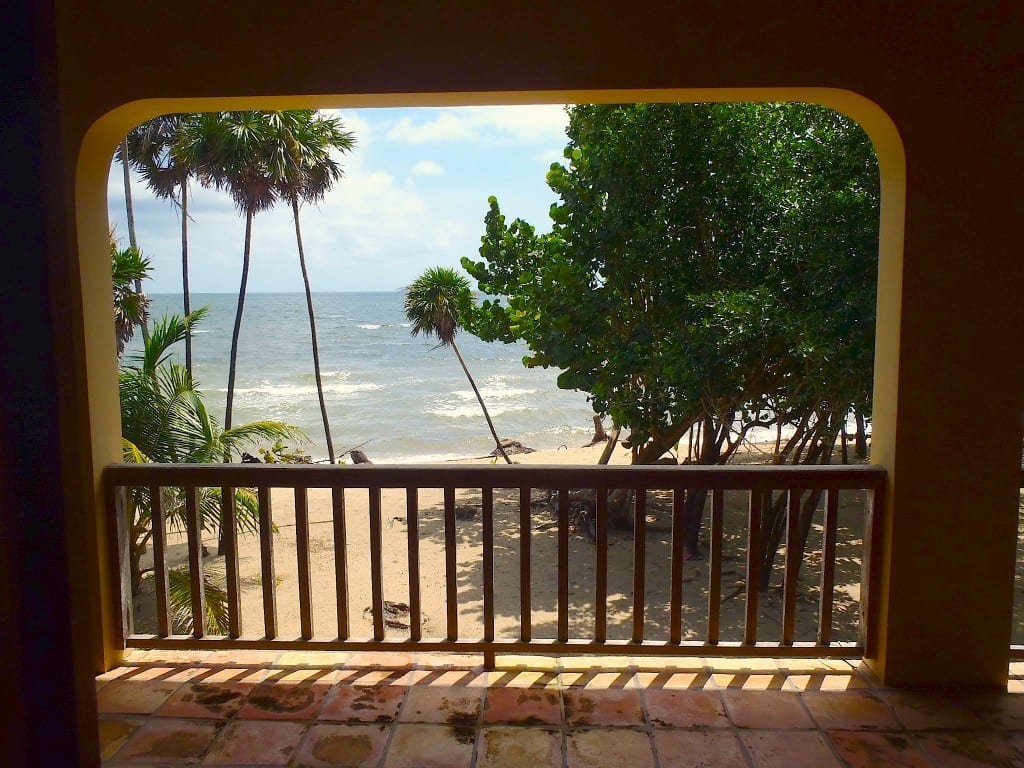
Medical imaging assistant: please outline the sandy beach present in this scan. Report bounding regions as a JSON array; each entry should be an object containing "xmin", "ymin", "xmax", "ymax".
[{"xmin": 134, "ymin": 441, "xmax": 868, "ymax": 648}]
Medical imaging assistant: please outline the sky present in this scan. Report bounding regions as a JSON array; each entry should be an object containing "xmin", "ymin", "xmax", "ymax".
[{"xmin": 106, "ymin": 105, "xmax": 570, "ymax": 293}]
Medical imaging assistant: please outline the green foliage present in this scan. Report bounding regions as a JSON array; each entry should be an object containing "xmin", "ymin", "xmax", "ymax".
[
  {"xmin": 462, "ymin": 103, "xmax": 879, "ymax": 464},
  {"xmin": 111, "ymin": 239, "xmax": 151, "ymax": 355},
  {"xmin": 259, "ymin": 440, "xmax": 313, "ymax": 464},
  {"xmin": 168, "ymin": 567, "xmax": 231, "ymax": 635}
]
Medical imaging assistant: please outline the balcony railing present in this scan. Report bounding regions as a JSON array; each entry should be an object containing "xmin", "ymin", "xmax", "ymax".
[{"xmin": 105, "ymin": 463, "xmax": 885, "ymax": 664}]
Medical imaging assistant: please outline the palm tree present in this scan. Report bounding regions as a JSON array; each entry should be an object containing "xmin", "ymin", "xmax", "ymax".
[
  {"xmin": 201, "ymin": 111, "xmax": 279, "ymax": 433},
  {"xmin": 404, "ymin": 267, "xmax": 512, "ymax": 463},
  {"xmin": 123, "ymin": 114, "xmax": 211, "ymax": 375},
  {"xmin": 110, "ymin": 238, "xmax": 151, "ymax": 355},
  {"xmin": 119, "ymin": 310, "xmax": 304, "ymax": 631},
  {"xmin": 113, "ymin": 139, "xmax": 148, "ymax": 341},
  {"xmin": 269, "ymin": 110, "xmax": 356, "ymax": 463}
]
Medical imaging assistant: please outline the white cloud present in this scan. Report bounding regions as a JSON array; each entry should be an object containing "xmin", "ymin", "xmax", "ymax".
[
  {"xmin": 411, "ymin": 160, "xmax": 444, "ymax": 176},
  {"xmin": 385, "ymin": 105, "xmax": 567, "ymax": 146}
]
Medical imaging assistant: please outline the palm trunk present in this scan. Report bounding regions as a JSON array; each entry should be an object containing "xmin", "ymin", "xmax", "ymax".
[
  {"xmin": 181, "ymin": 181, "xmax": 192, "ymax": 375},
  {"xmin": 292, "ymin": 198, "xmax": 335, "ymax": 463},
  {"xmin": 121, "ymin": 136, "xmax": 149, "ymax": 341},
  {"xmin": 450, "ymin": 339, "xmax": 512, "ymax": 463},
  {"xmin": 224, "ymin": 210, "xmax": 253, "ymax": 434}
]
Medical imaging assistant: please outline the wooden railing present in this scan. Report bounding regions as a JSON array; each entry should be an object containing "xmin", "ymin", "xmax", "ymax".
[{"xmin": 105, "ymin": 463, "xmax": 885, "ymax": 663}]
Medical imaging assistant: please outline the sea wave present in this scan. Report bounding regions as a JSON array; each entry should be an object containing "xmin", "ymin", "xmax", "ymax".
[{"xmin": 229, "ymin": 381, "xmax": 382, "ymax": 398}]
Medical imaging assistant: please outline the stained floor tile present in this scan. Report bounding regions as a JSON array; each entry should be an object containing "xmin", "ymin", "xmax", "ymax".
[
  {"xmin": 157, "ymin": 680, "xmax": 255, "ymax": 719},
  {"xmin": 382, "ymin": 723, "xmax": 475, "ymax": 768},
  {"xmin": 644, "ymin": 689, "xmax": 729, "ymax": 728},
  {"xmin": 827, "ymin": 730, "xmax": 934, "ymax": 768},
  {"xmin": 98, "ymin": 718, "xmax": 144, "ymax": 761},
  {"xmin": 97, "ymin": 679, "xmax": 183, "ymax": 715},
  {"xmin": 916, "ymin": 730, "xmax": 1024, "ymax": 768},
  {"xmin": 567, "ymin": 728, "xmax": 655, "ymax": 768},
  {"xmin": 400, "ymin": 685, "xmax": 483, "ymax": 725},
  {"xmin": 739, "ymin": 729, "xmax": 844, "ymax": 768},
  {"xmin": 238, "ymin": 679, "xmax": 332, "ymax": 720},
  {"xmin": 877, "ymin": 689, "xmax": 988, "ymax": 730},
  {"xmin": 319, "ymin": 684, "xmax": 407, "ymax": 723},
  {"xmin": 291, "ymin": 723, "xmax": 391, "ymax": 768},
  {"xmin": 483, "ymin": 687, "xmax": 562, "ymax": 725},
  {"xmin": 202, "ymin": 720, "xmax": 306, "ymax": 765},
  {"xmin": 802, "ymin": 690, "xmax": 902, "ymax": 730},
  {"xmin": 653, "ymin": 730, "xmax": 749, "ymax": 768},
  {"xmin": 114, "ymin": 718, "xmax": 222, "ymax": 764},
  {"xmin": 564, "ymin": 688, "xmax": 645, "ymax": 726},
  {"xmin": 723, "ymin": 690, "xmax": 814, "ymax": 729},
  {"xmin": 476, "ymin": 726, "xmax": 562, "ymax": 767}
]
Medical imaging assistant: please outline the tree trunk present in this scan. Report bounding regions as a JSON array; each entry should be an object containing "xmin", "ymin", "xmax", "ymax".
[
  {"xmin": 224, "ymin": 210, "xmax": 253, "ymax": 434},
  {"xmin": 449, "ymin": 339, "xmax": 512, "ymax": 463},
  {"xmin": 590, "ymin": 415, "xmax": 608, "ymax": 444},
  {"xmin": 181, "ymin": 181, "xmax": 192, "ymax": 375},
  {"xmin": 292, "ymin": 198, "xmax": 335, "ymax": 463},
  {"xmin": 121, "ymin": 136, "xmax": 148, "ymax": 341},
  {"xmin": 854, "ymin": 408, "xmax": 868, "ymax": 459}
]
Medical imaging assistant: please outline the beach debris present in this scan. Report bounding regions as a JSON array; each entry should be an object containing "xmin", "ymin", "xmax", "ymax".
[
  {"xmin": 455, "ymin": 505, "xmax": 477, "ymax": 520},
  {"xmin": 241, "ymin": 452, "xmax": 262, "ymax": 463},
  {"xmin": 349, "ymin": 449, "xmax": 373, "ymax": 464},
  {"xmin": 363, "ymin": 600, "xmax": 421, "ymax": 630},
  {"xmin": 489, "ymin": 438, "xmax": 535, "ymax": 457}
]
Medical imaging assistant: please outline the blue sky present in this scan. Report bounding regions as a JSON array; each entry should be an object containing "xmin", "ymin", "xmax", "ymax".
[{"xmin": 106, "ymin": 105, "xmax": 570, "ymax": 293}]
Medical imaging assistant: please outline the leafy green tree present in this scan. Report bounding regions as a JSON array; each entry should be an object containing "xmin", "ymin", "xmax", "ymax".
[
  {"xmin": 462, "ymin": 102, "xmax": 878, "ymax": 554},
  {"xmin": 111, "ymin": 238, "xmax": 152, "ymax": 355},
  {"xmin": 119, "ymin": 310, "xmax": 304, "ymax": 631},
  {"xmin": 269, "ymin": 110, "xmax": 356, "ymax": 463},
  {"xmin": 404, "ymin": 267, "xmax": 512, "ymax": 464}
]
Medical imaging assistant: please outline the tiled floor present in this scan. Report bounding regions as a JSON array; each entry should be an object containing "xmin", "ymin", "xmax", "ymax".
[{"xmin": 96, "ymin": 651, "xmax": 1024, "ymax": 767}]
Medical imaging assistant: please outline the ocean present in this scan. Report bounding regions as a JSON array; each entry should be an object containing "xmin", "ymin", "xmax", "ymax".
[{"xmin": 126, "ymin": 292, "xmax": 597, "ymax": 463}]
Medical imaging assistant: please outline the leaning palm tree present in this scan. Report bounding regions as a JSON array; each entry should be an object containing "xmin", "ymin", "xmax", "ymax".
[
  {"xmin": 268, "ymin": 110, "xmax": 356, "ymax": 463},
  {"xmin": 110, "ymin": 238, "xmax": 152, "ymax": 355},
  {"xmin": 113, "ymin": 137, "xmax": 148, "ymax": 341},
  {"xmin": 200, "ymin": 111, "xmax": 279, "ymax": 432},
  {"xmin": 123, "ymin": 113, "xmax": 212, "ymax": 375},
  {"xmin": 404, "ymin": 267, "xmax": 512, "ymax": 463}
]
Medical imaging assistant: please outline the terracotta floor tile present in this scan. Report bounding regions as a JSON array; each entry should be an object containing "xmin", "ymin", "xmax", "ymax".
[
  {"xmin": 318, "ymin": 684, "xmax": 407, "ymax": 723},
  {"xmin": 916, "ymin": 731, "xmax": 1024, "ymax": 768},
  {"xmin": 802, "ymin": 690, "xmax": 902, "ymax": 730},
  {"xmin": 827, "ymin": 731, "xmax": 934, "ymax": 768},
  {"xmin": 274, "ymin": 651, "xmax": 349, "ymax": 668},
  {"xmin": 115, "ymin": 717, "xmax": 223, "ymax": 764},
  {"xmin": 157, "ymin": 680, "xmax": 255, "ymax": 719},
  {"xmin": 483, "ymin": 687, "xmax": 562, "ymax": 725},
  {"xmin": 784, "ymin": 673, "xmax": 869, "ymax": 691},
  {"xmin": 653, "ymin": 730, "xmax": 749, "ymax": 768},
  {"xmin": 476, "ymin": 726, "xmax": 562, "ymax": 767},
  {"xmin": 739, "ymin": 729, "xmax": 843, "ymax": 768},
  {"xmin": 290, "ymin": 723, "xmax": 390, "ymax": 768},
  {"xmin": 400, "ymin": 685, "xmax": 483, "ymax": 725},
  {"xmin": 566, "ymin": 728, "xmax": 655, "ymax": 768},
  {"xmin": 238, "ymin": 679, "xmax": 333, "ymax": 720},
  {"xmin": 202, "ymin": 650, "xmax": 278, "ymax": 666},
  {"xmin": 382, "ymin": 723, "xmax": 475, "ymax": 768},
  {"xmin": 723, "ymin": 690, "xmax": 814, "ymax": 729},
  {"xmin": 631, "ymin": 671, "xmax": 712, "ymax": 690},
  {"xmin": 98, "ymin": 718, "xmax": 144, "ymax": 760},
  {"xmin": 876, "ymin": 689, "xmax": 988, "ymax": 730},
  {"xmin": 963, "ymin": 692, "xmax": 1024, "ymax": 729},
  {"xmin": 564, "ymin": 688, "xmax": 645, "ymax": 726},
  {"xmin": 644, "ymin": 689, "xmax": 729, "ymax": 728},
  {"xmin": 96, "ymin": 679, "xmax": 183, "ymax": 715},
  {"xmin": 202, "ymin": 720, "xmax": 306, "ymax": 765},
  {"xmin": 344, "ymin": 651, "xmax": 416, "ymax": 669}
]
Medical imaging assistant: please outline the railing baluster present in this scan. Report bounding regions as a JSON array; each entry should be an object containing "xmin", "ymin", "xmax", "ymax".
[
  {"xmin": 744, "ymin": 490, "xmax": 763, "ymax": 645},
  {"xmin": 444, "ymin": 486, "xmax": 458, "ymax": 641},
  {"xmin": 406, "ymin": 488, "xmax": 421, "ymax": 641},
  {"xmin": 782, "ymin": 489, "xmax": 801, "ymax": 645},
  {"xmin": 258, "ymin": 485, "xmax": 277, "ymax": 640},
  {"xmin": 558, "ymin": 488, "xmax": 569, "ymax": 643},
  {"xmin": 295, "ymin": 487, "xmax": 313, "ymax": 640},
  {"xmin": 861, "ymin": 482, "xmax": 885, "ymax": 656},
  {"xmin": 707, "ymin": 490, "xmax": 724, "ymax": 644},
  {"xmin": 149, "ymin": 485, "xmax": 170, "ymax": 638},
  {"xmin": 520, "ymin": 486, "xmax": 531, "ymax": 642},
  {"xmin": 369, "ymin": 486, "xmax": 385, "ymax": 641},
  {"xmin": 595, "ymin": 487, "xmax": 608, "ymax": 643},
  {"xmin": 185, "ymin": 486, "xmax": 205, "ymax": 639},
  {"xmin": 669, "ymin": 488, "xmax": 686, "ymax": 644},
  {"xmin": 632, "ymin": 489, "xmax": 647, "ymax": 643},
  {"xmin": 221, "ymin": 486, "xmax": 241, "ymax": 639},
  {"xmin": 332, "ymin": 487, "xmax": 349, "ymax": 640},
  {"xmin": 819, "ymin": 487, "xmax": 838, "ymax": 646},
  {"xmin": 482, "ymin": 487, "xmax": 495, "ymax": 643}
]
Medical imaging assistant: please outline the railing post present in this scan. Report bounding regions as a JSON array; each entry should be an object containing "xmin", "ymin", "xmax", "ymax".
[{"xmin": 109, "ymin": 483, "xmax": 132, "ymax": 647}]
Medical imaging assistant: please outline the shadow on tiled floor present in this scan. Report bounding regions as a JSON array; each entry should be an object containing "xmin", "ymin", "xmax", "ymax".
[{"xmin": 96, "ymin": 651, "xmax": 1024, "ymax": 767}]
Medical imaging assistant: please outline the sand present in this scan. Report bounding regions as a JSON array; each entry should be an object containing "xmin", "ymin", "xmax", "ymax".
[{"xmin": 133, "ymin": 441, "xmax": 869, "ymax": 648}]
